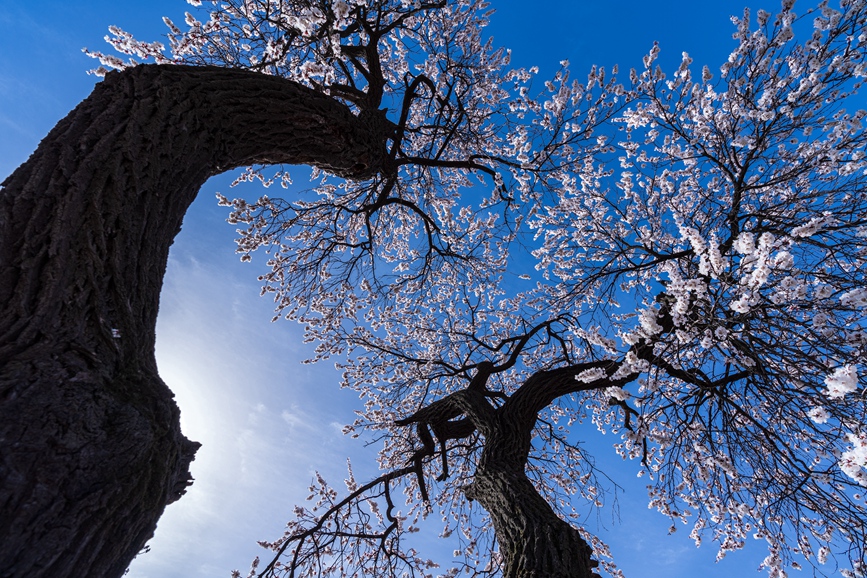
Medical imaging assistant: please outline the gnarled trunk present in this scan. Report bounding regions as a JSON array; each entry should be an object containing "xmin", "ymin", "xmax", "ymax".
[
  {"xmin": 400, "ymin": 373, "xmax": 603, "ymax": 577},
  {"xmin": 0, "ymin": 64, "xmax": 386, "ymax": 577},
  {"xmin": 464, "ymin": 404, "xmax": 600, "ymax": 578}
]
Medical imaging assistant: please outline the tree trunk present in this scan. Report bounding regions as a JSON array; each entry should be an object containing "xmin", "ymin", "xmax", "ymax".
[
  {"xmin": 464, "ymin": 412, "xmax": 600, "ymax": 578},
  {"xmin": 0, "ymin": 64, "xmax": 386, "ymax": 577}
]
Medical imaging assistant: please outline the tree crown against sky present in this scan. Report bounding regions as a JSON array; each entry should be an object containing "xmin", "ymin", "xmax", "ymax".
[{"xmin": 90, "ymin": 0, "xmax": 867, "ymax": 576}]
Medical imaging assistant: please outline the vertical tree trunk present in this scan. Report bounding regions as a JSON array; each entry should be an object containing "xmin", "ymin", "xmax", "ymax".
[{"xmin": 0, "ymin": 64, "xmax": 386, "ymax": 577}]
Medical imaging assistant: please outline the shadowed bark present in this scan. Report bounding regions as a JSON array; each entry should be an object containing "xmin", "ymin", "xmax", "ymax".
[
  {"xmin": 397, "ymin": 366, "xmax": 609, "ymax": 578},
  {"xmin": 465, "ymin": 419, "xmax": 601, "ymax": 578},
  {"xmin": 0, "ymin": 64, "xmax": 387, "ymax": 578}
]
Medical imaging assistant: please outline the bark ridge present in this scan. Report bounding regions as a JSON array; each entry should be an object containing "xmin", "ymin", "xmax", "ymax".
[{"xmin": 0, "ymin": 64, "xmax": 386, "ymax": 577}]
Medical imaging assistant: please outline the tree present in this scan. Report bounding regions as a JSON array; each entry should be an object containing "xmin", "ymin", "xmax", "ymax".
[
  {"xmin": 1, "ymin": 2, "xmax": 865, "ymax": 578},
  {"xmin": 0, "ymin": 62, "xmax": 389, "ymax": 577}
]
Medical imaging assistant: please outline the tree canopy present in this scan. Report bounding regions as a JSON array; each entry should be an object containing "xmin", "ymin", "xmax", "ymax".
[{"xmin": 75, "ymin": 0, "xmax": 867, "ymax": 576}]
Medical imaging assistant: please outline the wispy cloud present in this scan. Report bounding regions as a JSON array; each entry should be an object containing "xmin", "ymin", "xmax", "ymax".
[{"xmin": 127, "ymin": 244, "xmax": 358, "ymax": 577}]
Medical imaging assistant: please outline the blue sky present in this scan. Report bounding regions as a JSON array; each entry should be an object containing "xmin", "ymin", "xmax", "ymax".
[{"xmin": 0, "ymin": 1, "xmax": 786, "ymax": 576}]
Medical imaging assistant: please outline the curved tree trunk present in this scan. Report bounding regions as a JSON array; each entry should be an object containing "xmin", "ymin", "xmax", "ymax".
[
  {"xmin": 464, "ymin": 415, "xmax": 601, "ymax": 578},
  {"xmin": 468, "ymin": 469, "xmax": 600, "ymax": 578},
  {"xmin": 0, "ymin": 64, "xmax": 386, "ymax": 577},
  {"xmin": 408, "ymin": 384, "xmax": 603, "ymax": 578}
]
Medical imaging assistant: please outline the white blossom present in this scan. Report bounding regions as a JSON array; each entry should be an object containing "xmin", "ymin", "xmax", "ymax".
[
  {"xmin": 840, "ymin": 433, "xmax": 867, "ymax": 486},
  {"xmin": 576, "ymin": 367, "xmax": 608, "ymax": 383},
  {"xmin": 808, "ymin": 406, "xmax": 830, "ymax": 424},
  {"xmin": 825, "ymin": 365, "xmax": 859, "ymax": 399},
  {"xmin": 841, "ymin": 287, "xmax": 867, "ymax": 308},
  {"xmin": 606, "ymin": 386, "xmax": 631, "ymax": 401}
]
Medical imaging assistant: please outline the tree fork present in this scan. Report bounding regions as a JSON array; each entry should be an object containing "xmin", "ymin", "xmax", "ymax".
[
  {"xmin": 402, "ymin": 382, "xmax": 602, "ymax": 577},
  {"xmin": 0, "ymin": 64, "xmax": 387, "ymax": 577}
]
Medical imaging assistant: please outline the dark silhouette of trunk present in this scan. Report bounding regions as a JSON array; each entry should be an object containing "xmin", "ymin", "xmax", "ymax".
[
  {"xmin": 464, "ymin": 408, "xmax": 601, "ymax": 578},
  {"xmin": 0, "ymin": 64, "xmax": 386, "ymax": 578},
  {"xmin": 404, "ymin": 377, "xmax": 603, "ymax": 578},
  {"xmin": 466, "ymin": 435, "xmax": 601, "ymax": 577}
]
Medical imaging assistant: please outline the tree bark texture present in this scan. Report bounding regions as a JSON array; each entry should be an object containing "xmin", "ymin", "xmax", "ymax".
[
  {"xmin": 0, "ymin": 64, "xmax": 387, "ymax": 578},
  {"xmin": 463, "ymin": 408, "xmax": 601, "ymax": 578},
  {"xmin": 402, "ymin": 374, "xmax": 604, "ymax": 578}
]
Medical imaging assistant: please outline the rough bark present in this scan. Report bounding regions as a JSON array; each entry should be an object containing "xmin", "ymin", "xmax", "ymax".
[
  {"xmin": 402, "ymin": 374, "xmax": 603, "ymax": 578},
  {"xmin": 0, "ymin": 64, "xmax": 387, "ymax": 578},
  {"xmin": 464, "ymin": 418, "xmax": 601, "ymax": 578}
]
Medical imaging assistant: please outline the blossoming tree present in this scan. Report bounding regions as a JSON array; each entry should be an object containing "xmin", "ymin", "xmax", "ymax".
[
  {"xmin": 214, "ymin": 1, "xmax": 867, "ymax": 576},
  {"xmin": 1, "ymin": 0, "xmax": 865, "ymax": 577}
]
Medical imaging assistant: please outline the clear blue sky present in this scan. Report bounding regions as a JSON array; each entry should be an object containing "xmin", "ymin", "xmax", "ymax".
[{"xmin": 1, "ymin": 1, "xmax": 783, "ymax": 576}]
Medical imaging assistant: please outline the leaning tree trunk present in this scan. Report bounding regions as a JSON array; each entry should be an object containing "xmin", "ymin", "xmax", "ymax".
[{"xmin": 0, "ymin": 64, "xmax": 386, "ymax": 577}]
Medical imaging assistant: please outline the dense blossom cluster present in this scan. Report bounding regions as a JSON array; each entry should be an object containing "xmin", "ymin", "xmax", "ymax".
[{"xmin": 97, "ymin": 1, "xmax": 866, "ymax": 576}]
